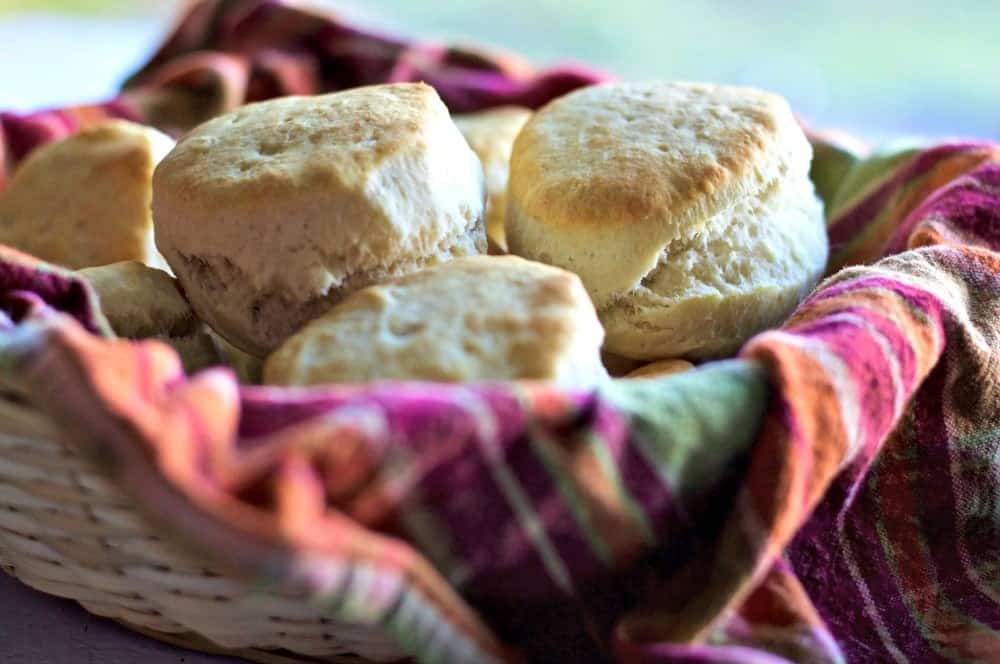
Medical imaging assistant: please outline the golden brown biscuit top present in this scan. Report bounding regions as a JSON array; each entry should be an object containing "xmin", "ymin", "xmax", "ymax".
[
  {"xmin": 0, "ymin": 120, "xmax": 173, "ymax": 269},
  {"xmin": 508, "ymin": 81, "xmax": 805, "ymax": 236},
  {"xmin": 156, "ymin": 82, "xmax": 449, "ymax": 207},
  {"xmin": 263, "ymin": 255, "xmax": 607, "ymax": 386}
]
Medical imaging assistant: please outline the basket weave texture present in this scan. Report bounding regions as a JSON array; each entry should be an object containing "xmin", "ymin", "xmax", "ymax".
[{"xmin": 0, "ymin": 394, "xmax": 399, "ymax": 663}]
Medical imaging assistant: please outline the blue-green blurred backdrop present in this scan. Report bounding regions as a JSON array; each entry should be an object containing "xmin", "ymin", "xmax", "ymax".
[{"xmin": 1, "ymin": 0, "xmax": 997, "ymax": 142}]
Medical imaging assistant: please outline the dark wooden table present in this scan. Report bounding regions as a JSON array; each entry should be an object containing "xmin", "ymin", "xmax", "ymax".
[{"xmin": 0, "ymin": 572, "xmax": 238, "ymax": 664}]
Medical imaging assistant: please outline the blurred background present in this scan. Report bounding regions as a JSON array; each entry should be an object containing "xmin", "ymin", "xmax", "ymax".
[{"xmin": 1, "ymin": 0, "xmax": 997, "ymax": 143}]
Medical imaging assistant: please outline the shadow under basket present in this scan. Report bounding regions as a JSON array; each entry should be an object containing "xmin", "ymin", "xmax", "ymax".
[{"xmin": 0, "ymin": 394, "xmax": 400, "ymax": 664}]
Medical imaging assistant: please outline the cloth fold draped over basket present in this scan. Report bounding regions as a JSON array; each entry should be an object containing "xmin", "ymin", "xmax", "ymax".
[{"xmin": 1, "ymin": 1, "xmax": 998, "ymax": 662}]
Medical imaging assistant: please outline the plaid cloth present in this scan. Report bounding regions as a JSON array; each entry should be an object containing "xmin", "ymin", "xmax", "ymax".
[{"xmin": 1, "ymin": 2, "xmax": 999, "ymax": 662}]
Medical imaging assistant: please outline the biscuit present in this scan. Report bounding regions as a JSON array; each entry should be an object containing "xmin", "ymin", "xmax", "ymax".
[
  {"xmin": 77, "ymin": 261, "xmax": 220, "ymax": 372},
  {"xmin": 263, "ymin": 256, "xmax": 607, "ymax": 386},
  {"xmin": 506, "ymin": 82, "xmax": 827, "ymax": 359},
  {"xmin": 601, "ymin": 350, "xmax": 645, "ymax": 377},
  {"xmin": 153, "ymin": 83, "xmax": 487, "ymax": 357},
  {"xmin": 454, "ymin": 106, "xmax": 532, "ymax": 251},
  {"xmin": 0, "ymin": 121, "xmax": 173, "ymax": 270},
  {"xmin": 625, "ymin": 359, "xmax": 694, "ymax": 379}
]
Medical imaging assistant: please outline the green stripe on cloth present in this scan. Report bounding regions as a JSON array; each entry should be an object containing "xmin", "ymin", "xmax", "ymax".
[
  {"xmin": 601, "ymin": 361, "xmax": 770, "ymax": 499},
  {"xmin": 529, "ymin": 428, "xmax": 618, "ymax": 566}
]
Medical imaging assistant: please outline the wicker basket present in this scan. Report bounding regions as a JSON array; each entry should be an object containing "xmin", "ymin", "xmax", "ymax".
[{"xmin": 0, "ymin": 389, "xmax": 401, "ymax": 663}]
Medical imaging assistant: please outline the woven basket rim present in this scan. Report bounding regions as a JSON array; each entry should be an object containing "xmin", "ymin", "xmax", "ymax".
[{"xmin": 0, "ymin": 392, "xmax": 411, "ymax": 663}]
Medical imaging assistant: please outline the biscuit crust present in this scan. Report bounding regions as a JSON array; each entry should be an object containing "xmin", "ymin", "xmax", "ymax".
[
  {"xmin": 0, "ymin": 120, "xmax": 173, "ymax": 270},
  {"xmin": 154, "ymin": 83, "xmax": 487, "ymax": 356},
  {"xmin": 264, "ymin": 256, "xmax": 607, "ymax": 386},
  {"xmin": 455, "ymin": 106, "xmax": 532, "ymax": 251},
  {"xmin": 506, "ymin": 81, "xmax": 827, "ymax": 358}
]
